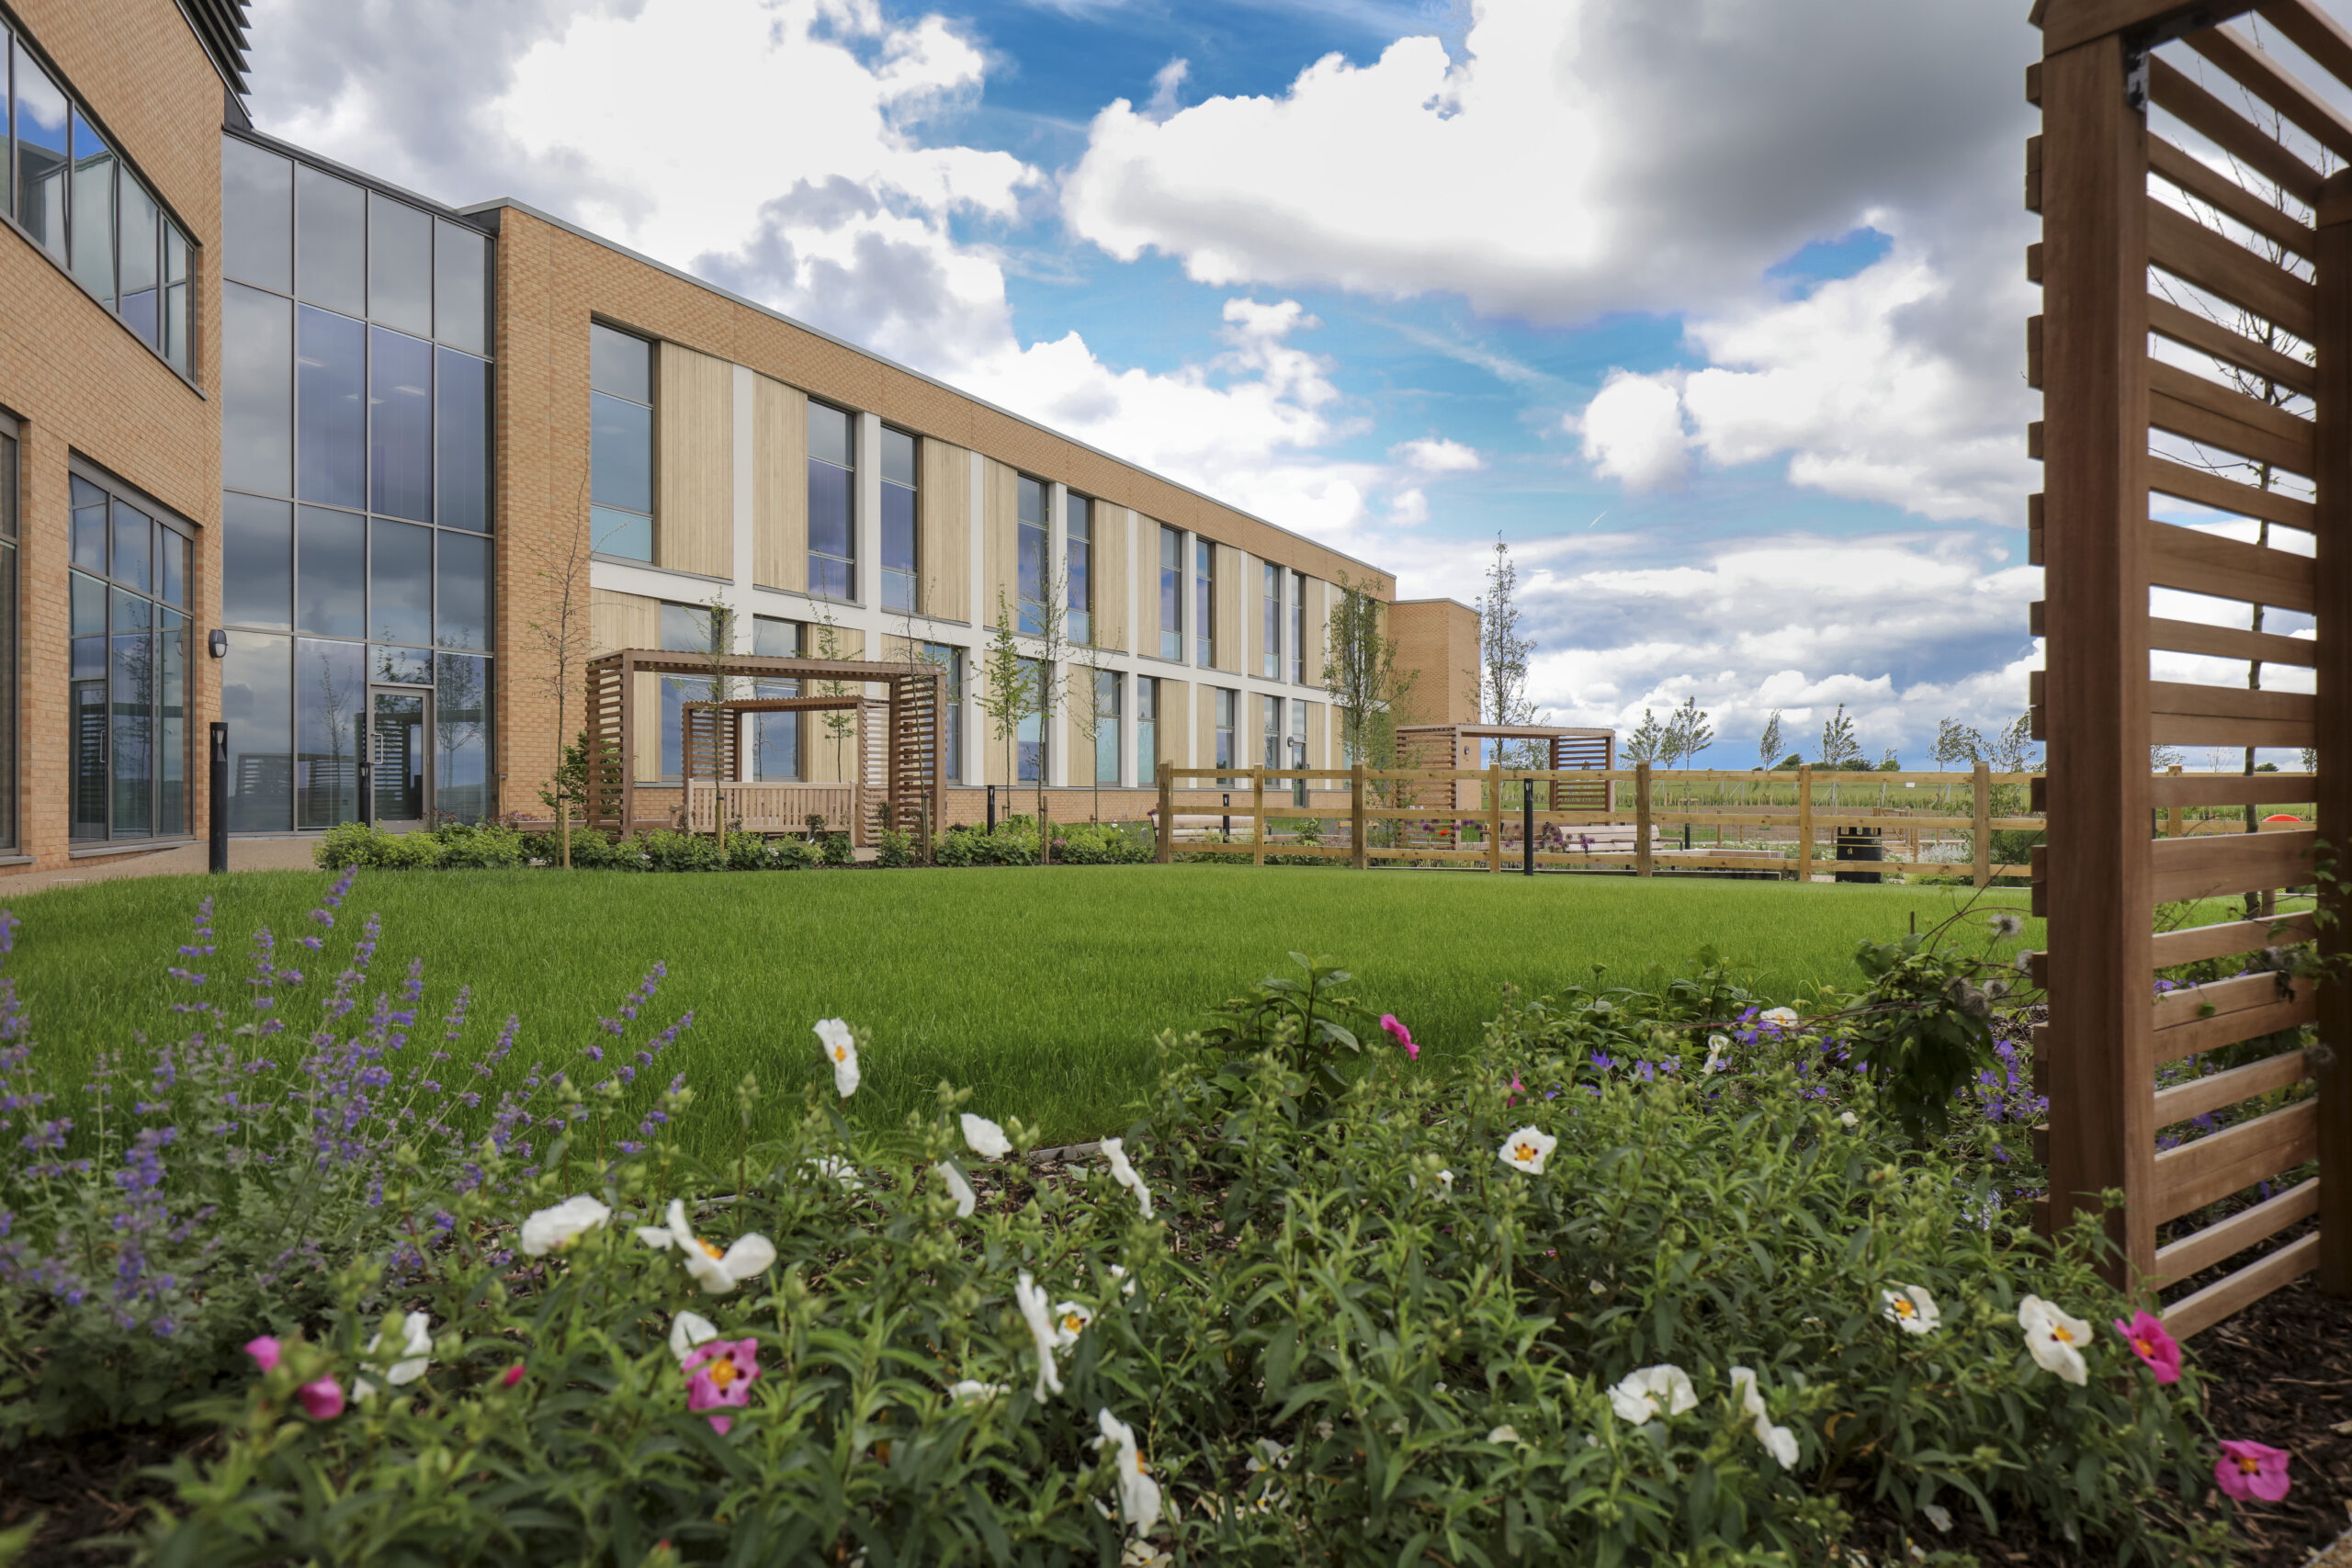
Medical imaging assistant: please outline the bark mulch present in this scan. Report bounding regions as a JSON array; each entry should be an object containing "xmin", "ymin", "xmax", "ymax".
[{"xmin": 0, "ymin": 1423, "xmax": 203, "ymax": 1562}]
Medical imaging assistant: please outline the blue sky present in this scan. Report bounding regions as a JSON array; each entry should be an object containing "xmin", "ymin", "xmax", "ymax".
[{"xmin": 252, "ymin": 0, "xmax": 2083, "ymax": 768}]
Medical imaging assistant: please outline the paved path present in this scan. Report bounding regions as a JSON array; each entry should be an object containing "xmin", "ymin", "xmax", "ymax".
[{"xmin": 8, "ymin": 838, "xmax": 320, "ymax": 897}]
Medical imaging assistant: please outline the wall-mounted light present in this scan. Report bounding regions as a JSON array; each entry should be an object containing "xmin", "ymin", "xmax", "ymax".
[{"xmin": 208, "ymin": 628, "xmax": 228, "ymax": 659}]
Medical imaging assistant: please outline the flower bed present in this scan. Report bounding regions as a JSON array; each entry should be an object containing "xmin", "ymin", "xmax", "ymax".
[{"xmin": 0, "ymin": 887, "xmax": 2304, "ymax": 1564}]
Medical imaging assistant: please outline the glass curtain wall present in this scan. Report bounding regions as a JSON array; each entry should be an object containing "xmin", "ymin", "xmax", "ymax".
[
  {"xmin": 1261, "ymin": 562, "xmax": 1282, "ymax": 679},
  {"xmin": 1262, "ymin": 694, "xmax": 1283, "ymax": 772},
  {"xmin": 753, "ymin": 615, "xmax": 801, "ymax": 782},
  {"xmin": 589, "ymin": 324, "xmax": 652, "ymax": 558},
  {"xmin": 1015, "ymin": 656, "xmax": 1045, "ymax": 783},
  {"xmin": 808, "ymin": 403, "xmax": 854, "ymax": 600},
  {"xmin": 217, "ymin": 134, "xmax": 495, "ymax": 830},
  {"xmin": 1291, "ymin": 700, "xmax": 1309, "ymax": 806},
  {"xmin": 1066, "ymin": 493, "xmax": 1091, "ymax": 646},
  {"xmin": 1015, "ymin": 476, "xmax": 1047, "ymax": 634},
  {"xmin": 5, "ymin": 26, "xmax": 194, "ymax": 375},
  {"xmin": 880, "ymin": 428, "xmax": 917, "ymax": 614},
  {"xmin": 0, "ymin": 423, "xmax": 17, "ymax": 849},
  {"xmin": 1158, "ymin": 525, "xmax": 1181, "ymax": 660},
  {"xmin": 68, "ymin": 474, "xmax": 191, "ymax": 840},
  {"xmin": 1214, "ymin": 688, "xmax": 1235, "ymax": 788},
  {"xmin": 656, "ymin": 602, "xmax": 713, "ymax": 783},
  {"xmin": 922, "ymin": 642, "xmax": 963, "ymax": 784},
  {"xmin": 1135, "ymin": 676, "xmax": 1157, "ymax": 784},
  {"xmin": 1291, "ymin": 570, "xmax": 1306, "ymax": 684},
  {"xmin": 1194, "ymin": 540, "xmax": 1215, "ymax": 666},
  {"xmin": 1093, "ymin": 671, "xmax": 1119, "ymax": 784}
]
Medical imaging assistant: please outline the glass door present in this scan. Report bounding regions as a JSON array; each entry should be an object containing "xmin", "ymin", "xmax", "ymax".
[{"xmin": 369, "ymin": 689, "xmax": 429, "ymax": 829}]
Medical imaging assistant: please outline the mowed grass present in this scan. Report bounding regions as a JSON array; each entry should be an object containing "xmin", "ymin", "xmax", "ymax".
[{"xmin": 5, "ymin": 866, "xmax": 2041, "ymax": 1148}]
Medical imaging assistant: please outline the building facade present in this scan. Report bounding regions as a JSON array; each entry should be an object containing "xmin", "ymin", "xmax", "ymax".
[{"xmin": 0, "ymin": 0, "xmax": 1470, "ymax": 872}]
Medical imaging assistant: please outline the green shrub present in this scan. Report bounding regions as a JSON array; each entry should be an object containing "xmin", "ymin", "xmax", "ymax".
[
  {"xmin": 638, "ymin": 829, "xmax": 725, "ymax": 873},
  {"xmin": 876, "ymin": 828, "xmax": 915, "ymax": 868},
  {"xmin": 312, "ymin": 821, "xmax": 444, "ymax": 871},
  {"xmin": 820, "ymin": 833, "xmax": 854, "ymax": 867},
  {"xmin": 428, "ymin": 820, "xmax": 527, "ymax": 869}
]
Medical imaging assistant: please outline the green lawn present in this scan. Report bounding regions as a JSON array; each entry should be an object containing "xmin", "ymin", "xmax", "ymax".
[{"xmin": 4, "ymin": 866, "xmax": 2039, "ymax": 1148}]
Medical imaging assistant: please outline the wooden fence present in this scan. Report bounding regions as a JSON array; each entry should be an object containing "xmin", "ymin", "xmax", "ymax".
[
  {"xmin": 2032, "ymin": 0, "xmax": 2347, "ymax": 1337},
  {"xmin": 1152, "ymin": 761, "xmax": 2048, "ymax": 884}
]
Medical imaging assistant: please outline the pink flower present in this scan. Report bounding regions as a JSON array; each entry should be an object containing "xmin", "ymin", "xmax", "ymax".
[
  {"xmin": 2113, "ymin": 1311, "xmax": 2181, "ymax": 1384},
  {"xmin": 1380, "ymin": 1015, "xmax": 1418, "ymax": 1060},
  {"xmin": 2216, "ymin": 1440, "xmax": 2291, "ymax": 1503},
  {"xmin": 683, "ymin": 1337, "xmax": 761, "ymax": 1435},
  {"xmin": 502, "ymin": 1364, "xmax": 526, "ymax": 1388},
  {"xmin": 244, "ymin": 1336, "xmax": 282, "ymax": 1374},
  {"xmin": 297, "ymin": 1377, "xmax": 345, "ymax": 1421}
]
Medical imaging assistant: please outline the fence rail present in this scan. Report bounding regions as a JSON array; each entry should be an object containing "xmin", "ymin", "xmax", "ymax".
[{"xmin": 1147, "ymin": 761, "xmax": 2084, "ymax": 883}]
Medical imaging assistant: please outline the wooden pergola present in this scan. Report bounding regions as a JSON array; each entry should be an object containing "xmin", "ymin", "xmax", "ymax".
[
  {"xmin": 2032, "ymin": 0, "xmax": 2349, "ymax": 1334},
  {"xmin": 1396, "ymin": 724, "xmax": 1615, "ymax": 813},
  {"xmin": 583, "ymin": 649, "xmax": 944, "ymax": 852}
]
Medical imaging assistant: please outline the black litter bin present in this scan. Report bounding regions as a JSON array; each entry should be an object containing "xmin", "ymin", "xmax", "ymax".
[{"xmin": 1834, "ymin": 826, "xmax": 1884, "ymax": 884}]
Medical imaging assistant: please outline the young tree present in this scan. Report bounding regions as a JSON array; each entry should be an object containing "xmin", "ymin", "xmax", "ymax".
[
  {"xmin": 1067, "ymin": 647, "xmax": 1115, "ymax": 824},
  {"xmin": 1666, "ymin": 696, "xmax": 1712, "ymax": 768},
  {"xmin": 1931, "ymin": 716, "xmax": 1985, "ymax": 770},
  {"xmin": 1756, "ymin": 709, "xmax": 1782, "ymax": 778},
  {"xmin": 978, "ymin": 592, "xmax": 1029, "ymax": 803},
  {"xmin": 1991, "ymin": 713, "xmax": 2041, "ymax": 775},
  {"xmin": 1475, "ymin": 534, "xmax": 1539, "ymax": 764},
  {"xmin": 524, "ymin": 512, "xmax": 596, "ymax": 866},
  {"xmin": 1017, "ymin": 560, "xmax": 1072, "ymax": 865},
  {"xmin": 1323, "ymin": 573, "xmax": 1417, "ymax": 773},
  {"xmin": 1623, "ymin": 708, "xmax": 1666, "ymax": 764},
  {"xmin": 1817, "ymin": 704, "xmax": 1863, "ymax": 770},
  {"xmin": 810, "ymin": 614, "xmax": 859, "ymax": 819}
]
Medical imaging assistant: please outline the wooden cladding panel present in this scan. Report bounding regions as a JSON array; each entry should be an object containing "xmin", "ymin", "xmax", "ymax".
[
  {"xmin": 2149, "ymin": 54, "xmax": 2324, "ymax": 204},
  {"xmin": 1096, "ymin": 506, "xmax": 1130, "ymax": 653},
  {"xmin": 1306, "ymin": 576, "xmax": 1330, "ymax": 689},
  {"xmin": 2146, "ymin": 199, "xmax": 2317, "ymax": 342},
  {"xmin": 922, "ymin": 436, "xmax": 971, "ymax": 622},
  {"xmin": 2154, "ymin": 1049, "xmax": 2314, "ymax": 1128},
  {"xmin": 2149, "ymin": 456, "xmax": 2318, "ymax": 532},
  {"xmin": 2150, "ymin": 298, "xmax": 2315, "ymax": 400},
  {"xmin": 1216, "ymin": 544, "xmax": 1244, "ymax": 673},
  {"xmin": 657, "ymin": 343, "xmax": 733, "ymax": 579},
  {"xmin": 589, "ymin": 586, "xmax": 660, "ymax": 658},
  {"xmin": 2147, "ymin": 137, "xmax": 2314, "ymax": 262},
  {"xmin": 2153, "ymin": 1099, "xmax": 2318, "ymax": 1222},
  {"xmin": 2165, "ymin": 1231, "xmax": 2320, "ymax": 1339},
  {"xmin": 2149, "ymin": 908, "xmax": 2318, "ymax": 967},
  {"xmin": 1158, "ymin": 677, "xmax": 1189, "ymax": 771},
  {"xmin": 2146, "ymin": 615, "xmax": 2316, "ymax": 667},
  {"xmin": 2147, "ymin": 359, "xmax": 2315, "ymax": 475},
  {"xmin": 2149, "ymin": 520, "xmax": 2315, "ymax": 612},
  {"xmin": 752, "ymin": 375, "xmax": 808, "ymax": 592},
  {"xmin": 2149, "ymin": 826, "xmax": 2316, "ymax": 904},
  {"xmin": 2148, "ymin": 678, "xmax": 2315, "ymax": 748},
  {"xmin": 2155, "ymin": 1176, "xmax": 2319, "ymax": 1282},
  {"xmin": 982, "ymin": 458, "xmax": 1018, "ymax": 627}
]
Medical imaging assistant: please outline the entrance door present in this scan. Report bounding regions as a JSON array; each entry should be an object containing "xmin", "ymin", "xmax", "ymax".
[{"xmin": 370, "ymin": 690, "xmax": 429, "ymax": 829}]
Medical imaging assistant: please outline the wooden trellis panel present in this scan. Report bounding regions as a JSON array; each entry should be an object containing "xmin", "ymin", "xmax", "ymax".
[{"xmin": 2032, "ymin": 0, "xmax": 2352, "ymax": 1335}]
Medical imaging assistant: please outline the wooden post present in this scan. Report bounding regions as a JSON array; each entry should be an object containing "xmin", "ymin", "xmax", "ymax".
[
  {"xmin": 1351, "ymin": 761, "xmax": 1368, "ymax": 870},
  {"xmin": 1634, "ymin": 761, "xmax": 1653, "ymax": 879},
  {"xmin": 1487, "ymin": 761, "xmax": 1502, "ymax": 873},
  {"xmin": 2312, "ymin": 167, "xmax": 2352, "ymax": 1295},
  {"xmin": 2039, "ymin": 32, "xmax": 2155, "ymax": 1283},
  {"xmin": 1973, "ymin": 761, "xmax": 1993, "ymax": 888},
  {"xmin": 1795, "ymin": 764, "xmax": 1813, "ymax": 884},
  {"xmin": 2165, "ymin": 762, "xmax": 2182, "ymax": 838},
  {"xmin": 1155, "ymin": 761, "xmax": 1173, "ymax": 864},
  {"xmin": 1251, "ymin": 766, "xmax": 1265, "ymax": 866}
]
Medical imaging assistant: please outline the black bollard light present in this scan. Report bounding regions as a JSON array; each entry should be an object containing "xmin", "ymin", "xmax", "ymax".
[
  {"xmin": 208, "ymin": 722, "xmax": 229, "ymax": 874},
  {"xmin": 987, "ymin": 784, "xmax": 997, "ymax": 831}
]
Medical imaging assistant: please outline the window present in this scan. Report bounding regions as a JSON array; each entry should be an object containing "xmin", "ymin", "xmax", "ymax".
[
  {"xmin": 1195, "ymin": 539, "xmax": 1216, "ymax": 667},
  {"xmin": 922, "ymin": 642, "xmax": 964, "ymax": 784},
  {"xmin": 1291, "ymin": 699, "xmax": 1309, "ymax": 806},
  {"xmin": 1263, "ymin": 693, "xmax": 1283, "ymax": 771},
  {"xmin": 1158, "ymin": 525, "xmax": 1182, "ymax": 661},
  {"xmin": 1016, "ymin": 475, "xmax": 1047, "ymax": 634},
  {"xmin": 217, "ymin": 135, "xmax": 498, "ymax": 829},
  {"xmin": 1016, "ymin": 656, "xmax": 1046, "ymax": 783},
  {"xmin": 1094, "ymin": 671, "xmax": 1120, "ymax": 785},
  {"xmin": 1067, "ymin": 493, "xmax": 1092, "ymax": 646},
  {"xmin": 753, "ymin": 615, "xmax": 801, "ymax": 782},
  {"xmin": 1135, "ymin": 676, "xmax": 1157, "ymax": 784},
  {"xmin": 6, "ymin": 28, "xmax": 194, "ymax": 375},
  {"xmin": 881, "ymin": 427, "xmax": 917, "ymax": 615},
  {"xmin": 1214, "ymin": 687, "xmax": 1235, "ymax": 787},
  {"xmin": 1262, "ymin": 562, "xmax": 1282, "ymax": 679},
  {"xmin": 1291, "ymin": 570, "xmax": 1306, "ymax": 684},
  {"xmin": 590, "ymin": 322, "xmax": 652, "ymax": 560},
  {"xmin": 0, "ymin": 418, "xmax": 16, "ymax": 849},
  {"xmin": 69, "ymin": 473, "xmax": 191, "ymax": 841},
  {"xmin": 808, "ymin": 402, "xmax": 854, "ymax": 600}
]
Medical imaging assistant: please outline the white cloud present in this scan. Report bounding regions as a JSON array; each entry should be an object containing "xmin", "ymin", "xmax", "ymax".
[
  {"xmin": 1389, "ymin": 488, "xmax": 1430, "ymax": 525},
  {"xmin": 1577, "ymin": 370, "xmax": 1690, "ymax": 491},
  {"xmin": 1393, "ymin": 436, "xmax": 1482, "ymax": 473},
  {"xmin": 1145, "ymin": 58, "xmax": 1190, "ymax": 121}
]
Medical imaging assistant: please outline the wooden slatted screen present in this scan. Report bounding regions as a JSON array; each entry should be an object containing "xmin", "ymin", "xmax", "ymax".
[{"xmin": 2033, "ymin": 0, "xmax": 2350, "ymax": 1335}]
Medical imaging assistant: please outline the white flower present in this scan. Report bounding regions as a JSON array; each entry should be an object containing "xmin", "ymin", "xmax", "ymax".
[
  {"xmin": 1487, "ymin": 1425, "xmax": 1521, "ymax": 1445},
  {"xmin": 804, "ymin": 1156, "xmax": 864, "ymax": 1190},
  {"xmin": 2018, "ymin": 1295, "xmax": 2092, "ymax": 1384},
  {"xmin": 1438, "ymin": 1169, "xmax": 1453, "ymax": 1190},
  {"xmin": 1608, "ymin": 1364, "xmax": 1697, "ymax": 1426},
  {"xmin": 355, "ymin": 1311, "xmax": 432, "ymax": 1401},
  {"xmin": 934, "ymin": 1161, "xmax": 977, "ymax": 1219},
  {"xmin": 1882, "ymin": 1285, "xmax": 1942, "ymax": 1336},
  {"xmin": 948, "ymin": 1379, "xmax": 1008, "ymax": 1406},
  {"xmin": 1246, "ymin": 1438, "xmax": 1289, "ymax": 1474},
  {"xmin": 1589, "ymin": 1279, "xmax": 1607, "ymax": 1296},
  {"xmin": 1921, "ymin": 1502, "xmax": 1953, "ymax": 1533},
  {"xmin": 1109, "ymin": 1263, "xmax": 1136, "ymax": 1298},
  {"xmin": 1987, "ymin": 912, "xmax": 2024, "ymax": 940},
  {"xmin": 1838, "ymin": 1111, "xmax": 1859, "ymax": 1127},
  {"xmin": 1096, "ymin": 1408, "xmax": 1163, "ymax": 1532},
  {"xmin": 961, "ymin": 1113, "xmax": 1012, "ymax": 1159},
  {"xmin": 1119, "ymin": 1541, "xmax": 1173, "ymax": 1568},
  {"xmin": 641, "ymin": 1199, "xmax": 776, "ymax": 1295},
  {"xmin": 1703, "ymin": 1034, "xmax": 1730, "ymax": 1073},
  {"xmin": 1759, "ymin": 1007, "xmax": 1799, "ymax": 1031},
  {"xmin": 520, "ymin": 1194, "xmax": 611, "ymax": 1257},
  {"xmin": 1014, "ymin": 1272, "xmax": 1064, "ymax": 1401},
  {"xmin": 1498, "ymin": 1126, "xmax": 1557, "ymax": 1175},
  {"xmin": 2014, "ymin": 949, "xmax": 2036, "ymax": 976},
  {"xmin": 1053, "ymin": 1301, "xmax": 1094, "ymax": 1347},
  {"xmin": 669, "ymin": 1309, "xmax": 718, "ymax": 1364},
  {"xmin": 1099, "ymin": 1138, "xmax": 1155, "ymax": 1219},
  {"xmin": 1728, "ymin": 1366, "xmax": 1800, "ymax": 1468},
  {"xmin": 815, "ymin": 1018, "xmax": 859, "ymax": 1098}
]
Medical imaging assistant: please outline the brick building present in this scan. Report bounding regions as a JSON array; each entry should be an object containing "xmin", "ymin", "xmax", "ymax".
[{"xmin": 0, "ymin": 0, "xmax": 1473, "ymax": 871}]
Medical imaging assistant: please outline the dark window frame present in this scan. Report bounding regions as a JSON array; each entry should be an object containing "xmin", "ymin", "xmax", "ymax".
[
  {"xmin": 65, "ymin": 456, "xmax": 195, "ymax": 844},
  {"xmin": 587, "ymin": 316, "xmax": 657, "ymax": 563}
]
